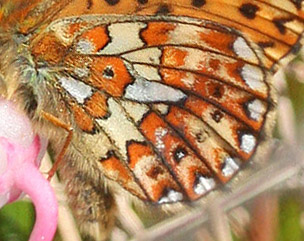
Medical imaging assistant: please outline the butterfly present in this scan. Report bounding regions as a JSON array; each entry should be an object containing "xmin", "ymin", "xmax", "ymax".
[{"xmin": 0, "ymin": 0, "xmax": 303, "ymax": 240}]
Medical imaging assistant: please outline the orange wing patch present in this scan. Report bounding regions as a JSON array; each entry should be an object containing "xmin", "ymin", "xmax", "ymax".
[
  {"xmin": 161, "ymin": 47, "xmax": 188, "ymax": 67},
  {"xmin": 31, "ymin": 34, "xmax": 68, "ymax": 64},
  {"xmin": 141, "ymin": 22, "xmax": 176, "ymax": 45},
  {"xmin": 70, "ymin": 102, "xmax": 95, "ymax": 133},
  {"xmin": 75, "ymin": 25, "xmax": 110, "ymax": 53},
  {"xmin": 84, "ymin": 92, "xmax": 109, "ymax": 118},
  {"xmin": 90, "ymin": 57, "xmax": 133, "ymax": 97}
]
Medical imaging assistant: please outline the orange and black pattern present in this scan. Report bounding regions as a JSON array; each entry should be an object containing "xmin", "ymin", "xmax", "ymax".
[{"xmin": 0, "ymin": 0, "xmax": 303, "ymax": 204}]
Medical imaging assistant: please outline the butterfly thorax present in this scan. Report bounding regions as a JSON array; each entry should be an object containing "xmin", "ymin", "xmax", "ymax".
[{"xmin": 0, "ymin": 34, "xmax": 62, "ymax": 124}]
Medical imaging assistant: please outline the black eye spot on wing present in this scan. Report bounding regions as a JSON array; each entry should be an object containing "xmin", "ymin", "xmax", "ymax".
[
  {"xmin": 105, "ymin": 0, "xmax": 120, "ymax": 6},
  {"xmin": 192, "ymin": 0, "xmax": 206, "ymax": 8},
  {"xmin": 273, "ymin": 18, "xmax": 294, "ymax": 35},
  {"xmin": 103, "ymin": 66, "xmax": 115, "ymax": 79},
  {"xmin": 211, "ymin": 110, "xmax": 224, "ymax": 123},
  {"xmin": 239, "ymin": 3, "xmax": 259, "ymax": 19},
  {"xmin": 155, "ymin": 4, "xmax": 171, "ymax": 15},
  {"xmin": 173, "ymin": 146, "xmax": 188, "ymax": 163}
]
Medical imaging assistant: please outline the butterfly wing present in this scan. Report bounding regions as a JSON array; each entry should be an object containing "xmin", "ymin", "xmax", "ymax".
[
  {"xmin": 27, "ymin": 14, "xmax": 274, "ymax": 203},
  {"xmin": 6, "ymin": 0, "xmax": 304, "ymax": 203}
]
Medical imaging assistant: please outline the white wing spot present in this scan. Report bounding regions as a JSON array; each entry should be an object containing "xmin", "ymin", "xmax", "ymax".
[
  {"xmin": 155, "ymin": 127, "xmax": 168, "ymax": 151},
  {"xmin": 240, "ymin": 133, "xmax": 256, "ymax": 154},
  {"xmin": 59, "ymin": 76, "xmax": 93, "ymax": 104},
  {"xmin": 222, "ymin": 157, "xmax": 240, "ymax": 177},
  {"xmin": 247, "ymin": 99, "xmax": 266, "ymax": 121},
  {"xmin": 75, "ymin": 39, "xmax": 95, "ymax": 54},
  {"xmin": 122, "ymin": 47, "xmax": 162, "ymax": 65},
  {"xmin": 158, "ymin": 190, "xmax": 183, "ymax": 204},
  {"xmin": 241, "ymin": 64, "xmax": 265, "ymax": 91},
  {"xmin": 194, "ymin": 175, "xmax": 216, "ymax": 195},
  {"xmin": 233, "ymin": 37, "xmax": 257, "ymax": 62},
  {"xmin": 100, "ymin": 22, "xmax": 146, "ymax": 55},
  {"xmin": 124, "ymin": 78, "xmax": 187, "ymax": 103},
  {"xmin": 133, "ymin": 64, "xmax": 161, "ymax": 81}
]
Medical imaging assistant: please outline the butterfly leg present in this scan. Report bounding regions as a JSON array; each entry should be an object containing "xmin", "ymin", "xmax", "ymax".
[
  {"xmin": 41, "ymin": 111, "xmax": 116, "ymax": 240},
  {"xmin": 41, "ymin": 111, "xmax": 73, "ymax": 180},
  {"xmin": 59, "ymin": 157, "xmax": 116, "ymax": 241}
]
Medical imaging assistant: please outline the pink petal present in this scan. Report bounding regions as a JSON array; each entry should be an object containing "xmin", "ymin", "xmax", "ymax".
[{"xmin": 0, "ymin": 98, "xmax": 58, "ymax": 241}]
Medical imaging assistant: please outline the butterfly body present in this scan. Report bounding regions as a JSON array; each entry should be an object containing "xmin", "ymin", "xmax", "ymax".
[{"xmin": 0, "ymin": 0, "xmax": 303, "ymax": 240}]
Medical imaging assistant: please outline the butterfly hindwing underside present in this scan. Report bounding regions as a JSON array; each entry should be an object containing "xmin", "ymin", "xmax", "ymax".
[{"xmin": 25, "ymin": 14, "xmax": 273, "ymax": 203}]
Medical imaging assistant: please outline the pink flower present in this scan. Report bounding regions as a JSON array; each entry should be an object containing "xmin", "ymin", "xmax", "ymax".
[{"xmin": 0, "ymin": 98, "xmax": 58, "ymax": 241}]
